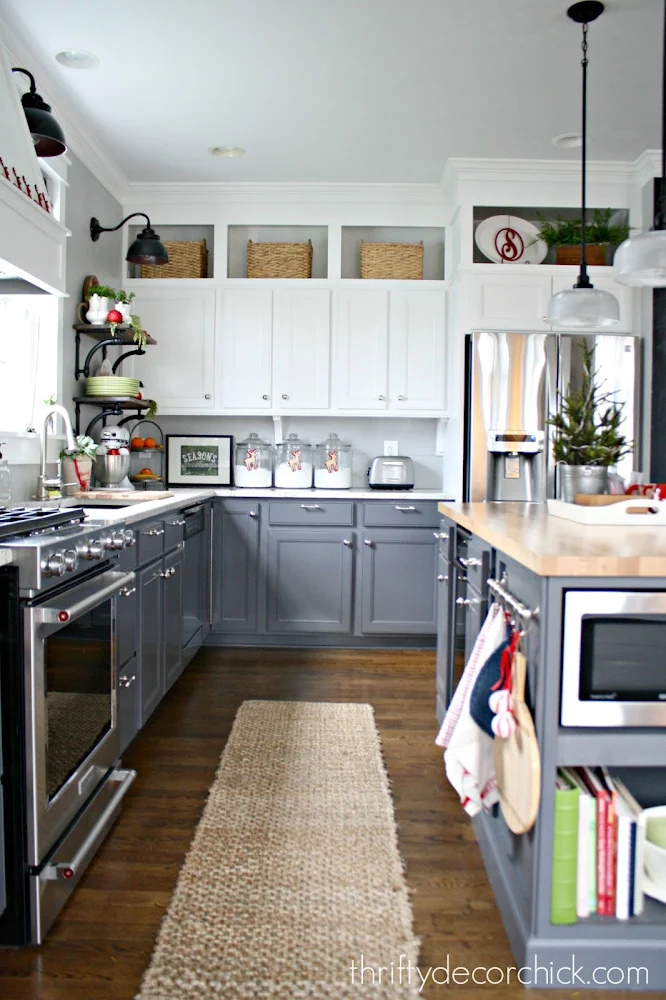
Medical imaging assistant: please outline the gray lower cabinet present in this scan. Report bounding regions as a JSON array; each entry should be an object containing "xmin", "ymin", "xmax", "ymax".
[
  {"xmin": 266, "ymin": 528, "xmax": 354, "ymax": 633},
  {"xmin": 117, "ymin": 654, "xmax": 139, "ymax": 755},
  {"xmin": 211, "ymin": 500, "xmax": 259, "ymax": 632},
  {"xmin": 138, "ymin": 557, "xmax": 163, "ymax": 726},
  {"xmin": 164, "ymin": 547, "xmax": 184, "ymax": 692},
  {"xmin": 361, "ymin": 528, "xmax": 437, "ymax": 634}
]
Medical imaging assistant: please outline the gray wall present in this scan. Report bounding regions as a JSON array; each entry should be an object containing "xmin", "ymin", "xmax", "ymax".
[{"xmin": 62, "ymin": 151, "xmax": 123, "ymax": 414}]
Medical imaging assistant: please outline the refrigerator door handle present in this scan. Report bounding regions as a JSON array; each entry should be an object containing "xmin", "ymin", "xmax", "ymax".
[{"xmin": 545, "ymin": 333, "xmax": 560, "ymax": 501}]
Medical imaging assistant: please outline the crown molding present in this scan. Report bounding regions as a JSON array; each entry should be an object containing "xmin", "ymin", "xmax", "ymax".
[
  {"xmin": 634, "ymin": 150, "xmax": 662, "ymax": 188},
  {"xmin": 441, "ymin": 156, "xmax": 640, "ymax": 188},
  {"xmin": 121, "ymin": 181, "xmax": 447, "ymax": 207},
  {"xmin": 0, "ymin": 16, "xmax": 129, "ymax": 203}
]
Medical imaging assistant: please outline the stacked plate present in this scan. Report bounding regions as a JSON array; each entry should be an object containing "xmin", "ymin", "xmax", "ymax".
[{"xmin": 86, "ymin": 376, "xmax": 141, "ymax": 397}]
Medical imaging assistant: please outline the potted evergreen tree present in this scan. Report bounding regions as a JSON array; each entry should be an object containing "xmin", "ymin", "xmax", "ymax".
[{"xmin": 547, "ymin": 344, "xmax": 631, "ymax": 502}]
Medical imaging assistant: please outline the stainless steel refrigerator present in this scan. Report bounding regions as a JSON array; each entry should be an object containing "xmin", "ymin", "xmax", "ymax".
[{"xmin": 463, "ymin": 331, "xmax": 640, "ymax": 502}]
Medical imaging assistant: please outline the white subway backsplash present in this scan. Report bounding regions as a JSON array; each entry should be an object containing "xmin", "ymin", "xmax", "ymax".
[{"xmin": 155, "ymin": 416, "xmax": 447, "ymax": 488}]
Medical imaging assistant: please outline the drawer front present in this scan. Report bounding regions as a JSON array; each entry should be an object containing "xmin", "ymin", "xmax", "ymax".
[
  {"xmin": 116, "ymin": 574, "xmax": 137, "ymax": 667},
  {"xmin": 137, "ymin": 519, "xmax": 166, "ymax": 565},
  {"xmin": 267, "ymin": 501, "xmax": 354, "ymax": 526},
  {"xmin": 456, "ymin": 536, "xmax": 492, "ymax": 593},
  {"xmin": 164, "ymin": 512, "xmax": 186, "ymax": 551},
  {"xmin": 363, "ymin": 501, "xmax": 440, "ymax": 528}
]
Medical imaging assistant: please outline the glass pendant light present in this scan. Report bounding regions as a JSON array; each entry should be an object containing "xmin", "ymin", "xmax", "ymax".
[
  {"xmin": 614, "ymin": 0, "xmax": 666, "ymax": 286},
  {"xmin": 545, "ymin": 2, "xmax": 620, "ymax": 328}
]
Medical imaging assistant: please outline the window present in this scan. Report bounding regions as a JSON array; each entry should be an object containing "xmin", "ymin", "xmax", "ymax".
[{"xmin": 0, "ymin": 295, "xmax": 59, "ymax": 433}]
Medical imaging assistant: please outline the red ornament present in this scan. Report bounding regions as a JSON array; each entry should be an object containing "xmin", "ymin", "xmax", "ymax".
[
  {"xmin": 106, "ymin": 309, "xmax": 123, "ymax": 323},
  {"xmin": 107, "ymin": 448, "xmax": 120, "ymax": 456}
]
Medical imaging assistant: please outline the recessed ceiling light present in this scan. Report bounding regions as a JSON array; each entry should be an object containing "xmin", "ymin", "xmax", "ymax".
[
  {"xmin": 55, "ymin": 50, "xmax": 100, "ymax": 69},
  {"xmin": 209, "ymin": 146, "xmax": 245, "ymax": 158},
  {"xmin": 552, "ymin": 132, "xmax": 582, "ymax": 148}
]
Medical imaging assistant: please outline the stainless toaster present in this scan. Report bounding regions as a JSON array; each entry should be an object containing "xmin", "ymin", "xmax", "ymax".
[{"xmin": 367, "ymin": 456, "xmax": 415, "ymax": 489}]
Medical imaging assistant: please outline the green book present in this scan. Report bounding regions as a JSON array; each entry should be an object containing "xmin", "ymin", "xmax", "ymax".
[{"xmin": 551, "ymin": 772, "xmax": 580, "ymax": 925}]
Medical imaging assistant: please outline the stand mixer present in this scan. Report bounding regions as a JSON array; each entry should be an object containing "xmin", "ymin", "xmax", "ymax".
[{"xmin": 92, "ymin": 426, "xmax": 133, "ymax": 490}]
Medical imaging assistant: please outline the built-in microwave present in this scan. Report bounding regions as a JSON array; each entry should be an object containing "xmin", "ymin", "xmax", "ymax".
[{"xmin": 561, "ymin": 590, "xmax": 666, "ymax": 727}]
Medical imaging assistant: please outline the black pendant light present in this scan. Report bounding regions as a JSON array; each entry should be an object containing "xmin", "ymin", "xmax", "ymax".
[
  {"xmin": 11, "ymin": 68, "xmax": 66, "ymax": 157},
  {"xmin": 545, "ymin": 2, "xmax": 620, "ymax": 327},
  {"xmin": 90, "ymin": 213, "xmax": 169, "ymax": 266}
]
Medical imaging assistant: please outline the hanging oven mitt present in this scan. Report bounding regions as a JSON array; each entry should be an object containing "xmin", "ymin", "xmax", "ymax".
[{"xmin": 469, "ymin": 621, "xmax": 514, "ymax": 737}]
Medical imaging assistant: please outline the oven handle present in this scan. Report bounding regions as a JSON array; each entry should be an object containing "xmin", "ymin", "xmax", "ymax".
[
  {"xmin": 33, "ymin": 570, "xmax": 136, "ymax": 625},
  {"xmin": 43, "ymin": 768, "xmax": 136, "ymax": 881}
]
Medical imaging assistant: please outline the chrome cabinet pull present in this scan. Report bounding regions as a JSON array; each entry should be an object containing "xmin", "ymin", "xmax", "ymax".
[
  {"xmin": 167, "ymin": 518, "xmax": 186, "ymax": 527},
  {"xmin": 300, "ymin": 504, "xmax": 321, "ymax": 510},
  {"xmin": 398, "ymin": 394, "xmax": 405, "ymax": 401},
  {"xmin": 249, "ymin": 510, "xmax": 258, "ymax": 518},
  {"xmin": 144, "ymin": 528, "xmax": 164, "ymax": 537},
  {"xmin": 262, "ymin": 394, "xmax": 269, "ymax": 400},
  {"xmin": 378, "ymin": 394, "xmax": 385, "ymax": 401},
  {"xmin": 395, "ymin": 505, "xmax": 416, "ymax": 512},
  {"xmin": 119, "ymin": 674, "xmax": 136, "ymax": 688},
  {"xmin": 119, "ymin": 586, "xmax": 136, "ymax": 597},
  {"xmin": 204, "ymin": 393, "xmax": 212, "ymax": 400},
  {"xmin": 343, "ymin": 539, "xmax": 352, "ymax": 547},
  {"xmin": 281, "ymin": 393, "xmax": 289, "ymax": 400},
  {"xmin": 433, "ymin": 531, "xmax": 449, "ymax": 540},
  {"xmin": 364, "ymin": 539, "xmax": 372, "ymax": 546},
  {"xmin": 160, "ymin": 567, "xmax": 176, "ymax": 579},
  {"xmin": 456, "ymin": 596, "xmax": 480, "ymax": 607},
  {"xmin": 437, "ymin": 574, "xmax": 447, "ymax": 582},
  {"xmin": 458, "ymin": 556, "xmax": 482, "ymax": 568}
]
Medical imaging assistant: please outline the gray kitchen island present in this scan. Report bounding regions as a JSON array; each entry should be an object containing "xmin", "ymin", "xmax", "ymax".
[{"xmin": 436, "ymin": 501, "xmax": 666, "ymax": 991}]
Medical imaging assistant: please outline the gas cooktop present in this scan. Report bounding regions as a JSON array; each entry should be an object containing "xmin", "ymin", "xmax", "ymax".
[{"xmin": 0, "ymin": 506, "xmax": 86, "ymax": 540}]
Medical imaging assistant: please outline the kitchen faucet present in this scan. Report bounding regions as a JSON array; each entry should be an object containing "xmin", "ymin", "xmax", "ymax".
[{"xmin": 37, "ymin": 404, "xmax": 77, "ymax": 500}]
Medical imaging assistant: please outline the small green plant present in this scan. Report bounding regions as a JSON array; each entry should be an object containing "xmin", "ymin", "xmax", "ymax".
[
  {"xmin": 547, "ymin": 344, "xmax": 631, "ymax": 467},
  {"xmin": 60, "ymin": 434, "xmax": 98, "ymax": 459},
  {"xmin": 43, "ymin": 393, "xmax": 57, "ymax": 407},
  {"xmin": 115, "ymin": 290, "xmax": 135, "ymax": 305},
  {"xmin": 146, "ymin": 399, "xmax": 158, "ymax": 419},
  {"xmin": 108, "ymin": 315, "xmax": 146, "ymax": 349},
  {"xmin": 533, "ymin": 209, "xmax": 631, "ymax": 248},
  {"xmin": 86, "ymin": 283, "xmax": 117, "ymax": 300}
]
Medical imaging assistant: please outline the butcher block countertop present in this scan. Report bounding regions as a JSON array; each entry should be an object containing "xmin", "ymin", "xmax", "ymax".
[{"xmin": 437, "ymin": 501, "xmax": 666, "ymax": 578}]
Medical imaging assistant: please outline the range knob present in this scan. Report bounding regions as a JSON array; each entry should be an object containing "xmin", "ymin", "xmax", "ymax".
[
  {"xmin": 62, "ymin": 549, "xmax": 78, "ymax": 572},
  {"xmin": 41, "ymin": 552, "xmax": 66, "ymax": 578},
  {"xmin": 123, "ymin": 529, "xmax": 135, "ymax": 548},
  {"xmin": 102, "ymin": 531, "xmax": 126, "ymax": 551},
  {"xmin": 78, "ymin": 539, "xmax": 103, "ymax": 561}
]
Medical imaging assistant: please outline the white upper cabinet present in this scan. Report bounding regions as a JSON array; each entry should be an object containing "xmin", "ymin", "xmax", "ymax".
[
  {"xmin": 272, "ymin": 289, "xmax": 330, "ymax": 410},
  {"xmin": 333, "ymin": 289, "xmax": 389, "ymax": 410},
  {"xmin": 219, "ymin": 288, "xmax": 273, "ymax": 410},
  {"xmin": 467, "ymin": 272, "xmax": 552, "ymax": 331},
  {"xmin": 389, "ymin": 290, "xmax": 446, "ymax": 411},
  {"xmin": 128, "ymin": 287, "xmax": 216, "ymax": 410}
]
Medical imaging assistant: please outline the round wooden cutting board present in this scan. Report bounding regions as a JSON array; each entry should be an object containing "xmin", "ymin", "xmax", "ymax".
[{"xmin": 494, "ymin": 650, "xmax": 541, "ymax": 834}]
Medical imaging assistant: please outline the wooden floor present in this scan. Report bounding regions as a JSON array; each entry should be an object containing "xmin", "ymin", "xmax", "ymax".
[{"xmin": 0, "ymin": 648, "xmax": 642, "ymax": 999}]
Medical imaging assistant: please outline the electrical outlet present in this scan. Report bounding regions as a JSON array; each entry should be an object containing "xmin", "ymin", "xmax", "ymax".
[{"xmin": 384, "ymin": 440, "xmax": 399, "ymax": 456}]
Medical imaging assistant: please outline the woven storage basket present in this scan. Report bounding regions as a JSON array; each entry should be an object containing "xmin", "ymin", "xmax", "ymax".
[
  {"xmin": 360, "ymin": 241, "xmax": 424, "ymax": 279},
  {"xmin": 247, "ymin": 239, "xmax": 313, "ymax": 278},
  {"xmin": 140, "ymin": 239, "xmax": 208, "ymax": 279}
]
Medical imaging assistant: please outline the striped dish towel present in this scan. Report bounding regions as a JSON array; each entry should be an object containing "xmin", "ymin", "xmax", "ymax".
[{"xmin": 435, "ymin": 602, "xmax": 503, "ymax": 749}]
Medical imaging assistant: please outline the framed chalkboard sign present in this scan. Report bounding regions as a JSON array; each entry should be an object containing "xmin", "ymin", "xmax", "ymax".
[{"xmin": 165, "ymin": 434, "xmax": 233, "ymax": 487}]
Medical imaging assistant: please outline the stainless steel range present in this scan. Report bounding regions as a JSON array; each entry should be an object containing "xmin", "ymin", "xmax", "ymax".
[{"xmin": 0, "ymin": 506, "xmax": 137, "ymax": 945}]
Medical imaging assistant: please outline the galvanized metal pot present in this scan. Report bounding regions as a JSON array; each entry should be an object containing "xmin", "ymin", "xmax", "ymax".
[{"xmin": 558, "ymin": 464, "xmax": 608, "ymax": 503}]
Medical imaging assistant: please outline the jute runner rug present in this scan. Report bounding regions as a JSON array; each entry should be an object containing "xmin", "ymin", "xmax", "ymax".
[{"xmin": 135, "ymin": 700, "xmax": 420, "ymax": 999}]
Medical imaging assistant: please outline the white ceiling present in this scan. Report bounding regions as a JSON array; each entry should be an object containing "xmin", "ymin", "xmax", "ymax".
[{"xmin": 0, "ymin": 0, "xmax": 662, "ymax": 184}]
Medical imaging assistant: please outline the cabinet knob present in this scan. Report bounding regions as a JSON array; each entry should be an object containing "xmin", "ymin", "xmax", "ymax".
[
  {"xmin": 262, "ymin": 394, "xmax": 269, "ymax": 401},
  {"xmin": 364, "ymin": 539, "xmax": 372, "ymax": 546},
  {"xmin": 119, "ymin": 586, "xmax": 136, "ymax": 597},
  {"xmin": 398, "ymin": 394, "xmax": 405, "ymax": 401},
  {"xmin": 119, "ymin": 674, "xmax": 136, "ymax": 689},
  {"xmin": 281, "ymin": 393, "xmax": 289, "ymax": 400},
  {"xmin": 249, "ymin": 510, "xmax": 257, "ymax": 518},
  {"xmin": 456, "ymin": 596, "xmax": 479, "ymax": 607},
  {"xmin": 343, "ymin": 539, "xmax": 352, "ymax": 547},
  {"xmin": 204, "ymin": 393, "xmax": 212, "ymax": 400},
  {"xmin": 437, "ymin": 574, "xmax": 447, "ymax": 583},
  {"xmin": 378, "ymin": 394, "xmax": 385, "ymax": 401}
]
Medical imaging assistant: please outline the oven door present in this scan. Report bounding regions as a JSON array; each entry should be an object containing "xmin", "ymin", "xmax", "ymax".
[
  {"xmin": 561, "ymin": 590, "xmax": 666, "ymax": 727},
  {"xmin": 23, "ymin": 568, "xmax": 135, "ymax": 864}
]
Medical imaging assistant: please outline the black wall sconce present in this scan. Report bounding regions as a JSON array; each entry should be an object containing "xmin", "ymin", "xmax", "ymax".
[
  {"xmin": 12, "ymin": 68, "xmax": 66, "ymax": 157},
  {"xmin": 90, "ymin": 213, "xmax": 169, "ymax": 266}
]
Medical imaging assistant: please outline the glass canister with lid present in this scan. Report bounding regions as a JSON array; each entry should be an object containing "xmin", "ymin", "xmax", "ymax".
[
  {"xmin": 314, "ymin": 432, "xmax": 352, "ymax": 489},
  {"xmin": 234, "ymin": 432, "xmax": 273, "ymax": 487},
  {"xmin": 274, "ymin": 432, "xmax": 313, "ymax": 488}
]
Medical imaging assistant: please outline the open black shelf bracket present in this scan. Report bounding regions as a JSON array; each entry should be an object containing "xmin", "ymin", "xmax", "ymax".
[
  {"xmin": 111, "ymin": 348, "xmax": 145, "ymax": 373},
  {"xmin": 75, "ymin": 333, "xmax": 132, "ymax": 380}
]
